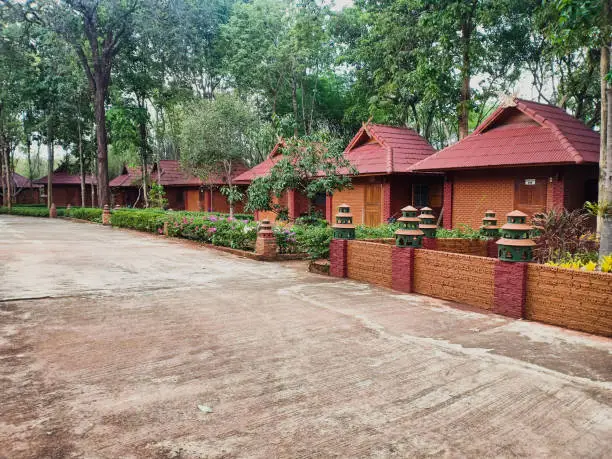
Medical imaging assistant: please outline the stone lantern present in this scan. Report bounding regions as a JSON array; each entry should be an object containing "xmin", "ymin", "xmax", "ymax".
[
  {"xmin": 480, "ymin": 210, "xmax": 500, "ymax": 237},
  {"xmin": 332, "ymin": 204, "xmax": 355, "ymax": 240},
  {"xmin": 418, "ymin": 207, "xmax": 437, "ymax": 238},
  {"xmin": 395, "ymin": 205, "xmax": 424, "ymax": 248},
  {"xmin": 496, "ymin": 210, "xmax": 536, "ymax": 262}
]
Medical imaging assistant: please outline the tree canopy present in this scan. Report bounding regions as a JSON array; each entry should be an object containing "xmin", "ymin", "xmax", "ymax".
[{"xmin": 0, "ymin": 0, "xmax": 609, "ymax": 208}]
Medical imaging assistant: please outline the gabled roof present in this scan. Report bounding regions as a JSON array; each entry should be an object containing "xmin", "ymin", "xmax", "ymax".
[
  {"xmin": 411, "ymin": 98, "xmax": 600, "ymax": 172},
  {"xmin": 0, "ymin": 172, "xmax": 42, "ymax": 189},
  {"xmin": 111, "ymin": 160, "xmax": 249, "ymax": 188},
  {"xmin": 34, "ymin": 171, "xmax": 97, "ymax": 185},
  {"xmin": 344, "ymin": 123, "xmax": 436, "ymax": 174},
  {"xmin": 235, "ymin": 123, "xmax": 436, "ymax": 183},
  {"xmin": 234, "ymin": 142, "xmax": 285, "ymax": 183},
  {"xmin": 110, "ymin": 165, "xmax": 149, "ymax": 188}
]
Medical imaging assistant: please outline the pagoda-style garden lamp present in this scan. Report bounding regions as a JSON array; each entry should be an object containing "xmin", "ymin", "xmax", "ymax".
[
  {"xmin": 332, "ymin": 204, "xmax": 355, "ymax": 240},
  {"xmin": 496, "ymin": 210, "xmax": 536, "ymax": 262},
  {"xmin": 480, "ymin": 210, "xmax": 500, "ymax": 237},
  {"xmin": 418, "ymin": 207, "xmax": 437, "ymax": 238},
  {"xmin": 395, "ymin": 205, "xmax": 424, "ymax": 248}
]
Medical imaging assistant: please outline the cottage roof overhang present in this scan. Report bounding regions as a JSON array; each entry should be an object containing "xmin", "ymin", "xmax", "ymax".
[
  {"xmin": 410, "ymin": 98, "xmax": 600, "ymax": 172},
  {"xmin": 235, "ymin": 123, "xmax": 436, "ymax": 183}
]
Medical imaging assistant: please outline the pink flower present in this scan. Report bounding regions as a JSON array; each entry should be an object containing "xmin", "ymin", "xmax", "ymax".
[
  {"xmin": 158, "ymin": 228, "xmax": 163, "ymax": 235},
  {"xmin": 208, "ymin": 227, "xmax": 217, "ymax": 233}
]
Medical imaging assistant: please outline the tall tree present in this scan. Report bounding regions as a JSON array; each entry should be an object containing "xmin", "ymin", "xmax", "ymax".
[{"xmin": 179, "ymin": 94, "xmax": 257, "ymax": 218}]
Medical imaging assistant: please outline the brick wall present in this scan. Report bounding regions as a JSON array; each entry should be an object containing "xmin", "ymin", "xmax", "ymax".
[
  {"xmin": 449, "ymin": 166, "xmax": 598, "ymax": 230},
  {"xmin": 413, "ymin": 250, "xmax": 496, "ymax": 310},
  {"xmin": 443, "ymin": 179, "xmax": 453, "ymax": 228},
  {"xmin": 347, "ymin": 240, "xmax": 393, "ymax": 288},
  {"xmin": 435, "ymin": 239, "xmax": 489, "ymax": 257},
  {"xmin": 451, "ymin": 172, "xmax": 515, "ymax": 230},
  {"xmin": 525, "ymin": 264, "xmax": 612, "ymax": 336}
]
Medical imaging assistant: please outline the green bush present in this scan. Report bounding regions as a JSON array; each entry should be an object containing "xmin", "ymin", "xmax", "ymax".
[
  {"xmin": 355, "ymin": 223, "xmax": 399, "ymax": 239},
  {"xmin": 165, "ymin": 213, "xmax": 257, "ymax": 250},
  {"xmin": 436, "ymin": 224, "xmax": 487, "ymax": 240},
  {"xmin": 111, "ymin": 209, "xmax": 166, "ymax": 232},
  {"xmin": 294, "ymin": 225, "xmax": 333, "ymax": 259},
  {"xmin": 67, "ymin": 207, "xmax": 103, "ymax": 223},
  {"xmin": 0, "ymin": 205, "xmax": 66, "ymax": 217}
]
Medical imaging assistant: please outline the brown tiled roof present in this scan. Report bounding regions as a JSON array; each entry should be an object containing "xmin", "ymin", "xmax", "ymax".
[
  {"xmin": 1, "ymin": 172, "xmax": 42, "ymax": 189},
  {"xmin": 112, "ymin": 160, "xmax": 248, "ymax": 188},
  {"xmin": 34, "ymin": 171, "xmax": 96, "ymax": 185},
  {"xmin": 411, "ymin": 98, "xmax": 600, "ymax": 171},
  {"xmin": 235, "ymin": 123, "xmax": 436, "ymax": 183}
]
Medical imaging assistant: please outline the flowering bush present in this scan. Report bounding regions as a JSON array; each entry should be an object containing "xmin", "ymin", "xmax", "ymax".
[
  {"xmin": 165, "ymin": 213, "xmax": 257, "ymax": 250},
  {"xmin": 274, "ymin": 226, "xmax": 298, "ymax": 254}
]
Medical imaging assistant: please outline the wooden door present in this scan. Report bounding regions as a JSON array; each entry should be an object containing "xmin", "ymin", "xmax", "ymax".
[
  {"xmin": 185, "ymin": 189, "xmax": 200, "ymax": 212},
  {"xmin": 514, "ymin": 178, "xmax": 547, "ymax": 217},
  {"xmin": 364, "ymin": 184, "xmax": 382, "ymax": 226}
]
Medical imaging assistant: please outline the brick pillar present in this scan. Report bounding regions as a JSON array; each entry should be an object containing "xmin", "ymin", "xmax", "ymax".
[
  {"xmin": 49, "ymin": 203, "xmax": 57, "ymax": 219},
  {"xmin": 383, "ymin": 181, "xmax": 392, "ymax": 222},
  {"xmin": 325, "ymin": 194, "xmax": 333, "ymax": 224},
  {"xmin": 443, "ymin": 177, "xmax": 453, "ymax": 229},
  {"xmin": 254, "ymin": 210, "xmax": 260, "ymax": 221},
  {"xmin": 329, "ymin": 239, "xmax": 348, "ymax": 278},
  {"xmin": 287, "ymin": 189, "xmax": 298, "ymax": 220},
  {"xmin": 422, "ymin": 237, "xmax": 437, "ymax": 250},
  {"xmin": 204, "ymin": 189, "xmax": 212, "ymax": 212},
  {"xmin": 548, "ymin": 176, "xmax": 564, "ymax": 210},
  {"xmin": 493, "ymin": 261, "xmax": 527, "ymax": 319},
  {"xmin": 102, "ymin": 205, "xmax": 111, "ymax": 225},
  {"xmin": 255, "ymin": 220, "xmax": 277, "ymax": 260},
  {"xmin": 391, "ymin": 247, "xmax": 415, "ymax": 293},
  {"xmin": 486, "ymin": 239, "xmax": 499, "ymax": 258}
]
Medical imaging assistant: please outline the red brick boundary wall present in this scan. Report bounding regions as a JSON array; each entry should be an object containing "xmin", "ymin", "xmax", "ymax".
[
  {"xmin": 392, "ymin": 247, "xmax": 415, "ymax": 293},
  {"xmin": 526, "ymin": 264, "xmax": 612, "ymax": 336},
  {"xmin": 414, "ymin": 250, "xmax": 496, "ymax": 310},
  {"xmin": 330, "ymin": 240, "xmax": 612, "ymax": 336},
  {"xmin": 330, "ymin": 239, "xmax": 348, "ymax": 278},
  {"xmin": 347, "ymin": 241, "xmax": 393, "ymax": 288},
  {"xmin": 493, "ymin": 262, "xmax": 527, "ymax": 319},
  {"xmin": 422, "ymin": 237, "xmax": 498, "ymax": 258}
]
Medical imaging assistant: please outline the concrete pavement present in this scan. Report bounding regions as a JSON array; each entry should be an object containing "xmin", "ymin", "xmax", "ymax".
[{"xmin": 1, "ymin": 215, "xmax": 611, "ymax": 458}]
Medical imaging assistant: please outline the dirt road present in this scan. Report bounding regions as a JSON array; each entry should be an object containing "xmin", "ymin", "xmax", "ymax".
[{"xmin": 1, "ymin": 215, "xmax": 611, "ymax": 458}]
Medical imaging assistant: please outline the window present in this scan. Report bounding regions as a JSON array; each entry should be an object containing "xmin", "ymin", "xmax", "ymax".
[{"xmin": 413, "ymin": 184, "xmax": 429, "ymax": 207}]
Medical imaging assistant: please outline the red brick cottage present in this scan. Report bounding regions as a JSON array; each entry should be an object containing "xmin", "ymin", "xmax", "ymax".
[
  {"xmin": 34, "ymin": 168, "xmax": 97, "ymax": 207},
  {"xmin": 411, "ymin": 98, "xmax": 600, "ymax": 229},
  {"xmin": 1, "ymin": 172, "xmax": 42, "ymax": 205},
  {"xmin": 111, "ymin": 160, "xmax": 249, "ymax": 212},
  {"xmin": 330, "ymin": 123, "xmax": 441, "ymax": 225},
  {"xmin": 236, "ymin": 123, "xmax": 441, "ymax": 225}
]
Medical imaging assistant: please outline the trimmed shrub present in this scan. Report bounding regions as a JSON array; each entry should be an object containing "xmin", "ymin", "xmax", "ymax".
[
  {"xmin": 67, "ymin": 207, "xmax": 103, "ymax": 223},
  {"xmin": 111, "ymin": 209, "xmax": 166, "ymax": 232},
  {"xmin": 0, "ymin": 205, "xmax": 66, "ymax": 217}
]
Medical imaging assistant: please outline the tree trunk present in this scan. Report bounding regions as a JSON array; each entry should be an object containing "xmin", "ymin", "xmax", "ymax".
[
  {"xmin": 94, "ymin": 87, "xmax": 110, "ymax": 207},
  {"xmin": 47, "ymin": 135, "xmax": 54, "ymax": 209},
  {"xmin": 78, "ymin": 120, "xmax": 86, "ymax": 207},
  {"xmin": 458, "ymin": 17, "xmax": 472, "ymax": 140},
  {"xmin": 2, "ymin": 143, "xmax": 11, "ymax": 210},
  {"xmin": 598, "ymin": 45, "xmax": 610, "ymax": 235},
  {"xmin": 291, "ymin": 72, "xmax": 299, "ymax": 138},
  {"xmin": 138, "ymin": 112, "xmax": 149, "ymax": 208},
  {"xmin": 601, "ymin": 84, "xmax": 612, "ymax": 259},
  {"xmin": 26, "ymin": 136, "xmax": 33, "ymax": 182}
]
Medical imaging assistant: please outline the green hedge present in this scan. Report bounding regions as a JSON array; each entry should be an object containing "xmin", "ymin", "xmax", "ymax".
[
  {"xmin": 67, "ymin": 207, "xmax": 103, "ymax": 223},
  {"xmin": 0, "ymin": 206, "xmax": 66, "ymax": 217},
  {"xmin": 111, "ymin": 209, "xmax": 166, "ymax": 232},
  {"xmin": 165, "ymin": 213, "xmax": 257, "ymax": 250}
]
